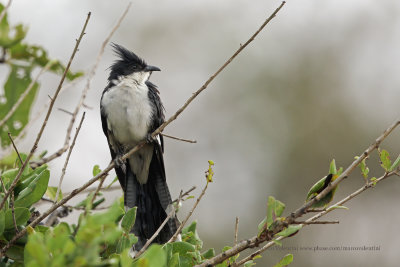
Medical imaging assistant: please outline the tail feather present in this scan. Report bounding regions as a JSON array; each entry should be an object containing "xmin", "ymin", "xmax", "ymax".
[{"xmin": 123, "ymin": 145, "xmax": 177, "ymax": 251}]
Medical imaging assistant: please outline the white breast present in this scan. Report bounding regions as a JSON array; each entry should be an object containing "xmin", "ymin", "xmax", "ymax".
[{"xmin": 101, "ymin": 80, "xmax": 152, "ymax": 146}]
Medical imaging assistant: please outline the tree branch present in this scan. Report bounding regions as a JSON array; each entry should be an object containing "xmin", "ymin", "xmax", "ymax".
[
  {"xmin": 0, "ymin": 0, "xmax": 285, "ymax": 254},
  {"xmin": 8, "ymin": 132, "xmax": 22, "ymax": 165},
  {"xmin": 169, "ymin": 181, "xmax": 209, "ymax": 243},
  {"xmin": 196, "ymin": 119, "xmax": 400, "ymax": 266},
  {"xmin": 55, "ymin": 112, "xmax": 86, "ymax": 203},
  {"xmin": 0, "ymin": 61, "xmax": 54, "ymax": 128},
  {"xmin": 30, "ymin": 3, "xmax": 131, "ymax": 168},
  {"xmin": 0, "ymin": 0, "xmax": 12, "ymax": 24},
  {"xmin": 0, "ymin": 12, "xmax": 91, "ymax": 212}
]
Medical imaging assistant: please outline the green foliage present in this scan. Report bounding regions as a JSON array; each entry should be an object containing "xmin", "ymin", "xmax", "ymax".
[
  {"xmin": 273, "ymin": 254, "xmax": 293, "ymax": 267},
  {"xmin": 379, "ymin": 149, "xmax": 391, "ymax": 172},
  {"xmin": 306, "ymin": 159, "xmax": 341, "ymax": 209},
  {"xmin": 24, "ymin": 203, "xmax": 135, "ymax": 266},
  {"xmin": 0, "ymin": 3, "xmax": 82, "ymax": 147},
  {"xmin": 258, "ymin": 196, "xmax": 285, "ymax": 237}
]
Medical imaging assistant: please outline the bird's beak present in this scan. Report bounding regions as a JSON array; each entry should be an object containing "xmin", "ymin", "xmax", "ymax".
[{"xmin": 144, "ymin": 65, "xmax": 161, "ymax": 72}]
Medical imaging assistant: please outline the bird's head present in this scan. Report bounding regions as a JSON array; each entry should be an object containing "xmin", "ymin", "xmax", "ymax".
[{"xmin": 108, "ymin": 43, "xmax": 160, "ymax": 85}]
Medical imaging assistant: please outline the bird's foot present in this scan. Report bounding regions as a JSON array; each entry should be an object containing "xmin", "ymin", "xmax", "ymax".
[
  {"xmin": 146, "ymin": 133, "xmax": 156, "ymax": 144},
  {"xmin": 114, "ymin": 154, "xmax": 126, "ymax": 168}
]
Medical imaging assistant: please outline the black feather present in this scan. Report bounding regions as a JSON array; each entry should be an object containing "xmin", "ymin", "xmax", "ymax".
[{"xmin": 108, "ymin": 43, "xmax": 147, "ymax": 81}]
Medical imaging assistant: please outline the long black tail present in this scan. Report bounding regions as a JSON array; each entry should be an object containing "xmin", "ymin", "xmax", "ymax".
[{"xmin": 124, "ymin": 146, "xmax": 177, "ymax": 250}]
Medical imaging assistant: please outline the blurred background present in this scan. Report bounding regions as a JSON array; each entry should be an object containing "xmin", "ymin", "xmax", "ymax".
[{"xmin": 1, "ymin": 0, "xmax": 400, "ymax": 265}]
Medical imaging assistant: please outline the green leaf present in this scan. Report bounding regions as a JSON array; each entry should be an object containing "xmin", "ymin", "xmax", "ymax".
[
  {"xmin": 169, "ymin": 253, "xmax": 181, "ymax": 267},
  {"xmin": 0, "ymin": 8, "xmax": 27, "ymax": 48},
  {"xmin": 244, "ymin": 260, "xmax": 256, "ymax": 267},
  {"xmin": 92, "ymin": 165, "xmax": 101, "ymax": 176},
  {"xmin": 9, "ymin": 43, "xmax": 83, "ymax": 81},
  {"xmin": 202, "ymin": 248, "xmax": 215, "ymax": 259},
  {"xmin": 273, "ymin": 239, "xmax": 282, "ymax": 246},
  {"xmin": 121, "ymin": 207, "xmax": 137, "ymax": 233},
  {"xmin": 106, "ymin": 176, "xmax": 118, "ymax": 189},
  {"xmin": 0, "ymin": 210, "xmax": 5, "ymax": 235},
  {"xmin": 4, "ymin": 207, "xmax": 30, "ymax": 229},
  {"xmin": 277, "ymin": 225, "xmax": 302, "ymax": 237},
  {"xmin": 389, "ymin": 154, "xmax": 400, "ymax": 171},
  {"xmin": 329, "ymin": 159, "xmax": 337, "ymax": 175},
  {"xmin": 257, "ymin": 217, "xmax": 267, "ymax": 237},
  {"xmin": 326, "ymin": 205, "xmax": 348, "ymax": 212},
  {"xmin": 370, "ymin": 177, "xmax": 377, "ymax": 186},
  {"xmin": 45, "ymin": 186, "xmax": 62, "ymax": 201},
  {"xmin": 379, "ymin": 149, "xmax": 391, "ymax": 171},
  {"xmin": 357, "ymin": 157, "xmax": 369, "ymax": 179},
  {"xmin": 182, "ymin": 221, "xmax": 203, "ymax": 249},
  {"xmin": 273, "ymin": 254, "xmax": 293, "ymax": 267},
  {"xmin": 15, "ymin": 169, "xmax": 50, "ymax": 208},
  {"xmin": 0, "ymin": 64, "xmax": 39, "ymax": 147},
  {"xmin": 133, "ymin": 244, "xmax": 167, "ymax": 267}
]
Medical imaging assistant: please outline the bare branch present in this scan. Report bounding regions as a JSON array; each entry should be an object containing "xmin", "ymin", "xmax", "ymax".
[
  {"xmin": 57, "ymin": 107, "xmax": 74, "ymax": 116},
  {"xmin": 10, "ymin": 192, "xmax": 18, "ymax": 233},
  {"xmin": 55, "ymin": 112, "xmax": 86, "ymax": 203},
  {"xmin": 30, "ymin": 2, "xmax": 132, "ymax": 168},
  {"xmin": 234, "ymin": 171, "xmax": 395, "ymax": 267},
  {"xmin": 291, "ymin": 220, "xmax": 339, "ymax": 225},
  {"xmin": 89, "ymin": 174, "xmax": 106, "ymax": 208},
  {"xmin": 169, "ymin": 181, "xmax": 209, "ymax": 243},
  {"xmin": 0, "ymin": 12, "xmax": 91, "ymax": 212},
  {"xmin": 161, "ymin": 133, "xmax": 197, "ymax": 144},
  {"xmin": 196, "ymin": 117, "xmax": 400, "ymax": 266},
  {"xmin": 0, "ymin": 61, "xmax": 54, "ymax": 128},
  {"xmin": 8, "ymin": 132, "xmax": 22, "ymax": 165},
  {"xmin": 0, "ymin": 0, "xmax": 284, "ymax": 254},
  {"xmin": 172, "ymin": 185, "xmax": 196, "ymax": 204},
  {"xmin": 234, "ymin": 217, "xmax": 239, "ymax": 246}
]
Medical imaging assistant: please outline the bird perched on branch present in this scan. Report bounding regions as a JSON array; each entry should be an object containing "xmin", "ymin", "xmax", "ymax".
[{"xmin": 100, "ymin": 43, "xmax": 177, "ymax": 250}]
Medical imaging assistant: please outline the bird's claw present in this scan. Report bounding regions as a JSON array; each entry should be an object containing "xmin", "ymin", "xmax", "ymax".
[
  {"xmin": 114, "ymin": 155, "xmax": 125, "ymax": 168},
  {"xmin": 146, "ymin": 133, "xmax": 156, "ymax": 143}
]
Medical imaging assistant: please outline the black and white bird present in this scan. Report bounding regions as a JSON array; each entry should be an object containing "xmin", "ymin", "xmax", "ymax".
[{"xmin": 100, "ymin": 43, "xmax": 177, "ymax": 250}]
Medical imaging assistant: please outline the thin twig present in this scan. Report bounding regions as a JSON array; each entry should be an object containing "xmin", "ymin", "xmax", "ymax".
[
  {"xmin": 10, "ymin": 192, "xmax": 18, "ymax": 233},
  {"xmin": 161, "ymin": 133, "xmax": 197, "ymax": 144},
  {"xmin": 30, "ymin": 2, "xmax": 131, "ymax": 168},
  {"xmin": 291, "ymin": 220, "xmax": 339, "ymax": 225},
  {"xmin": 172, "ymin": 185, "xmax": 196, "ymax": 204},
  {"xmin": 8, "ymin": 132, "xmax": 22, "ymax": 165},
  {"xmin": 0, "ymin": 0, "xmax": 283, "ymax": 254},
  {"xmin": 0, "ymin": 174, "xmax": 7, "ymax": 194},
  {"xmin": 234, "ymin": 172, "xmax": 395, "ymax": 267},
  {"xmin": 0, "ymin": 12, "xmax": 91, "ymax": 212},
  {"xmin": 169, "ymin": 182, "xmax": 210, "ymax": 243},
  {"xmin": 234, "ymin": 217, "xmax": 239, "ymax": 246},
  {"xmin": 196, "ymin": 117, "xmax": 400, "ymax": 266},
  {"xmin": 55, "ymin": 112, "xmax": 86, "ymax": 203},
  {"xmin": 89, "ymin": 174, "xmax": 106, "ymax": 208},
  {"xmin": 0, "ymin": 61, "xmax": 54, "ymax": 128},
  {"xmin": 57, "ymin": 107, "xmax": 74, "ymax": 116},
  {"xmin": 135, "ymin": 190, "xmax": 184, "ymax": 259},
  {"xmin": 0, "ymin": 0, "xmax": 12, "ymax": 24}
]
